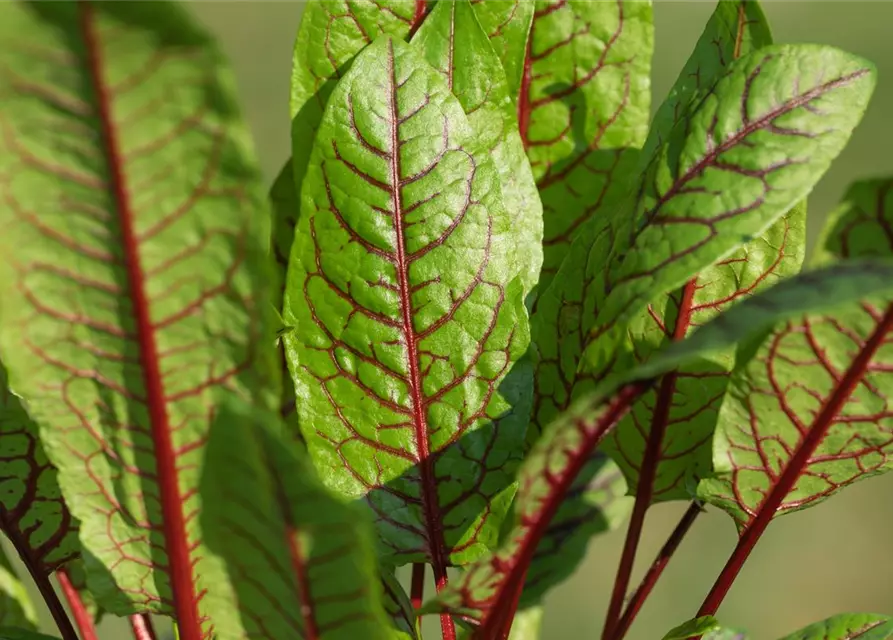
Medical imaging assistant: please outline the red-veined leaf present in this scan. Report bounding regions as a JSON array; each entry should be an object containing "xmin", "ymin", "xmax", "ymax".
[
  {"xmin": 468, "ymin": 0, "xmax": 534, "ymax": 100},
  {"xmin": 0, "ymin": 4, "xmax": 277, "ymax": 639}
]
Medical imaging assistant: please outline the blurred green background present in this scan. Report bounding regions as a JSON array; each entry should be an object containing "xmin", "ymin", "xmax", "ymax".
[{"xmin": 15, "ymin": 2, "xmax": 893, "ymax": 639}]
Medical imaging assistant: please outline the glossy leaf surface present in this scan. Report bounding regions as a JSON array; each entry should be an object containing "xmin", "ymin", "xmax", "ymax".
[
  {"xmin": 779, "ymin": 614, "xmax": 893, "ymax": 640},
  {"xmin": 601, "ymin": 0, "xmax": 805, "ymax": 502},
  {"xmin": 413, "ymin": 0, "xmax": 542, "ymax": 297},
  {"xmin": 200, "ymin": 401, "xmax": 394, "ymax": 640},
  {"xmin": 519, "ymin": 0, "xmax": 652, "ymax": 290},
  {"xmin": 0, "ymin": 3, "xmax": 275, "ymax": 636},
  {"xmin": 583, "ymin": 43, "xmax": 876, "ymax": 372},
  {"xmin": 699, "ymin": 179, "xmax": 893, "ymax": 528},
  {"xmin": 469, "ymin": 0, "xmax": 534, "ymax": 99},
  {"xmin": 282, "ymin": 36, "xmax": 530, "ymax": 572},
  {"xmin": 0, "ymin": 550, "xmax": 35, "ymax": 630}
]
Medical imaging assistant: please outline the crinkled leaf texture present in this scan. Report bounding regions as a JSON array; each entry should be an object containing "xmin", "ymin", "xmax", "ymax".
[
  {"xmin": 282, "ymin": 35, "xmax": 531, "ymax": 572},
  {"xmin": 600, "ymin": 0, "xmax": 805, "ymax": 503},
  {"xmin": 583, "ymin": 43, "xmax": 876, "ymax": 377},
  {"xmin": 519, "ymin": 0, "xmax": 653, "ymax": 291},
  {"xmin": 468, "ymin": 0, "xmax": 534, "ymax": 99},
  {"xmin": 200, "ymin": 399, "xmax": 400, "ymax": 640},
  {"xmin": 699, "ymin": 178, "xmax": 893, "ymax": 528},
  {"xmin": 0, "ymin": 2, "xmax": 276, "ymax": 635},
  {"xmin": 778, "ymin": 614, "xmax": 893, "ymax": 640},
  {"xmin": 424, "ymin": 259, "xmax": 893, "ymax": 630},
  {"xmin": 413, "ymin": 0, "xmax": 543, "ymax": 297},
  {"xmin": 0, "ymin": 549, "xmax": 35, "ymax": 630}
]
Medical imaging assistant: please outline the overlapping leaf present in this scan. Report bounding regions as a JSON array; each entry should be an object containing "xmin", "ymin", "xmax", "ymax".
[
  {"xmin": 282, "ymin": 35, "xmax": 530, "ymax": 576},
  {"xmin": 424, "ymin": 259, "xmax": 893, "ymax": 631},
  {"xmin": 412, "ymin": 0, "xmax": 542, "ymax": 297},
  {"xmin": 779, "ymin": 614, "xmax": 893, "ymax": 640},
  {"xmin": 0, "ymin": 365, "xmax": 79, "ymax": 581},
  {"xmin": 699, "ymin": 179, "xmax": 893, "ymax": 529},
  {"xmin": 0, "ymin": 630, "xmax": 60, "ymax": 640},
  {"xmin": 200, "ymin": 400, "xmax": 396, "ymax": 640},
  {"xmin": 381, "ymin": 571, "xmax": 418, "ymax": 640},
  {"xmin": 601, "ymin": 0, "xmax": 806, "ymax": 503},
  {"xmin": 468, "ymin": 0, "xmax": 534, "ymax": 99},
  {"xmin": 0, "ymin": 549, "xmax": 35, "ymax": 630},
  {"xmin": 0, "ymin": 3, "xmax": 276, "ymax": 637},
  {"xmin": 519, "ymin": 0, "xmax": 652, "ymax": 290},
  {"xmin": 581, "ymin": 43, "xmax": 876, "ymax": 377}
]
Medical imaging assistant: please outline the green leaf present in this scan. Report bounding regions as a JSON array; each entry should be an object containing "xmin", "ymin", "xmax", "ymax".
[
  {"xmin": 813, "ymin": 177, "xmax": 893, "ymax": 265},
  {"xmin": 0, "ymin": 548, "xmax": 35, "ymax": 630},
  {"xmin": 778, "ymin": 614, "xmax": 893, "ymax": 640},
  {"xmin": 425, "ymin": 259, "xmax": 893, "ymax": 630},
  {"xmin": 200, "ymin": 399, "xmax": 396, "ymax": 640},
  {"xmin": 468, "ymin": 0, "xmax": 534, "ymax": 100},
  {"xmin": 663, "ymin": 616, "xmax": 722, "ymax": 639},
  {"xmin": 412, "ymin": 0, "xmax": 542, "ymax": 299},
  {"xmin": 583, "ymin": 43, "xmax": 876, "ymax": 375},
  {"xmin": 0, "ymin": 630, "xmax": 60, "ymax": 640},
  {"xmin": 519, "ymin": 0, "xmax": 653, "ymax": 291},
  {"xmin": 282, "ymin": 34, "xmax": 531, "ymax": 573},
  {"xmin": 0, "ymin": 365, "xmax": 79, "ymax": 580},
  {"xmin": 599, "ymin": 2, "xmax": 806, "ymax": 502},
  {"xmin": 0, "ymin": 2, "xmax": 277, "ymax": 632},
  {"xmin": 289, "ymin": 0, "xmax": 421, "ymax": 221},
  {"xmin": 508, "ymin": 606, "xmax": 543, "ymax": 640},
  {"xmin": 381, "ymin": 571, "xmax": 418, "ymax": 640}
]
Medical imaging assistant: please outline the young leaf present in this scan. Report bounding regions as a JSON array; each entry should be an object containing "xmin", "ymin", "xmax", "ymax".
[
  {"xmin": 519, "ymin": 0, "xmax": 653, "ymax": 290},
  {"xmin": 778, "ymin": 614, "xmax": 893, "ymax": 640},
  {"xmin": 583, "ymin": 43, "xmax": 876, "ymax": 373},
  {"xmin": 282, "ymin": 33, "xmax": 531, "ymax": 580},
  {"xmin": 663, "ymin": 616, "xmax": 722, "ymax": 639},
  {"xmin": 412, "ymin": 0, "xmax": 543, "ymax": 297},
  {"xmin": 468, "ymin": 0, "xmax": 534, "ymax": 99},
  {"xmin": 0, "ymin": 549, "xmax": 36, "ymax": 630},
  {"xmin": 424, "ymin": 259, "xmax": 893, "ymax": 632},
  {"xmin": 200, "ymin": 399, "xmax": 396, "ymax": 640},
  {"xmin": 0, "ymin": 4, "xmax": 276, "ymax": 637}
]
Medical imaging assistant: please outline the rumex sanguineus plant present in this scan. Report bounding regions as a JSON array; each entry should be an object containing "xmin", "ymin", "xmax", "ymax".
[{"xmin": 0, "ymin": 1, "xmax": 890, "ymax": 640}]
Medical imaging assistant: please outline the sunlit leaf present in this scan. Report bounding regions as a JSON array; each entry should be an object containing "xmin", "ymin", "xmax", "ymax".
[
  {"xmin": 778, "ymin": 613, "xmax": 893, "ymax": 640},
  {"xmin": 282, "ymin": 35, "xmax": 531, "ymax": 577},
  {"xmin": 200, "ymin": 400, "xmax": 396, "ymax": 640},
  {"xmin": 468, "ymin": 0, "xmax": 534, "ymax": 99},
  {"xmin": 413, "ymin": 0, "xmax": 542, "ymax": 298},
  {"xmin": 0, "ymin": 4, "xmax": 277, "ymax": 637}
]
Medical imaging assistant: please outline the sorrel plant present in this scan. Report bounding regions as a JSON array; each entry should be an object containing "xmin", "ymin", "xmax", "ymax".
[{"xmin": 0, "ymin": 1, "xmax": 891, "ymax": 640}]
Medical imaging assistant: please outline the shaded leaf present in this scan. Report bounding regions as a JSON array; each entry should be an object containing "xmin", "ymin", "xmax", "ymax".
[
  {"xmin": 779, "ymin": 614, "xmax": 893, "ymax": 640},
  {"xmin": 0, "ymin": 3, "xmax": 277, "ymax": 635},
  {"xmin": 583, "ymin": 43, "xmax": 876, "ymax": 375},
  {"xmin": 0, "ymin": 548, "xmax": 35, "ymax": 630},
  {"xmin": 0, "ymin": 630, "xmax": 60, "ymax": 640},
  {"xmin": 813, "ymin": 177, "xmax": 893, "ymax": 265},
  {"xmin": 413, "ymin": 0, "xmax": 543, "ymax": 297},
  {"xmin": 282, "ymin": 34, "xmax": 531, "ymax": 577},
  {"xmin": 518, "ymin": 0, "xmax": 652, "ymax": 291},
  {"xmin": 381, "ymin": 571, "xmax": 418, "ymax": 640},
  {"xmin": 468, "ymin": 0, "xmax": 534, "ymax": 99},
  {"xmin": 200, "ymin": 399, "xmax": 395, "ymax": 640}
]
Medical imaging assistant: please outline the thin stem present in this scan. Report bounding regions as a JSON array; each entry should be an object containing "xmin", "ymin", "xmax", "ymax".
[
  {"xmin": 611, "ymin": 501, "xmax": 703, "ymax": 640},
  {"xmin": 603, "ymin": 280, "xmax": 697, "ymax": 639},
  {"xmin": 697, "ymin": 302, "xmax": 893, "ymax": 621},
  {"xmin": 411, "ymin": 563, "xmax": 425, "ymax": 610},
  {"xmin": 496, "ymin": 567, "xmax": 528, "ymax": 640},
  {"xmin": 56, "ymin": 568, "xmax": 96, "ymax": 640},
  {"xmin": 130, "ymin": 614, "xmax": 159, "ymax": 640}
]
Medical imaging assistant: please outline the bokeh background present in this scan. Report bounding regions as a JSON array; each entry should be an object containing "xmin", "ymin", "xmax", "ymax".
[{"xmin": 12, "ymin": 2, "xmax": 893, "ymax": 639}]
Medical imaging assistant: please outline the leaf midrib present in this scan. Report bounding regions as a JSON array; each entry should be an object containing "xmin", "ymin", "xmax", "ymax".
[{"xmin": 77, "ymin": 3, "xmax": 202, "ymax": 636}]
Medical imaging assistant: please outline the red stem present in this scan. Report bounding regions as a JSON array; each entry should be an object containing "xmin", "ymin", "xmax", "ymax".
[
  {"xmin": 130, "ymin": 614, "xmax": 159, "ymax": 640},
  {"xmin": 57, "ymin": 568, "xmax": 96, "ymax": 640},
  {"xmin": 409, "ymin": 0, "xmax": 428, "ymax": 36},
  {"xmin": 411, "ymin": 563, "xmax": 425, "ymax": 610},
  {"xmin": 611, "ymin": 502, "xmax": 703, "ymax": 640},
  {"xmin": 696, "ymin": 302, "xmax": 893, "ymax": 622},
  {"xmin": 495, "ymin": 567, "xmax": 528, "ymax": 640},
  {"xmin": 603, "ymin": 281, "xmax": 697, "ymax": 639},
  {"xmin": 472, "ymin": 382, "xmax": 651, "ymax": 640},
  {"xmin": 78, "ymin": 3, "xmax": 203, "ymax": 639}
]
